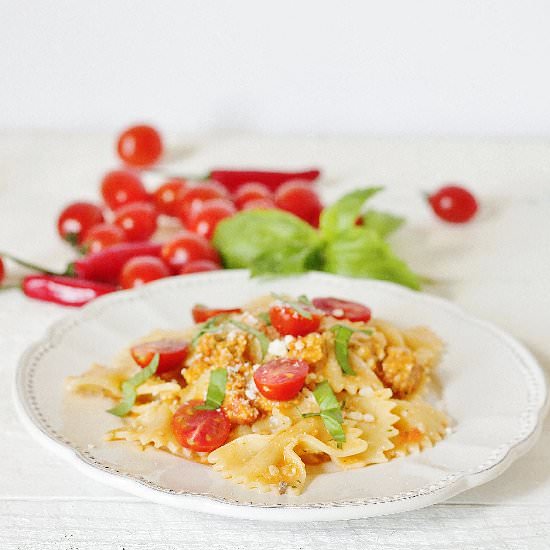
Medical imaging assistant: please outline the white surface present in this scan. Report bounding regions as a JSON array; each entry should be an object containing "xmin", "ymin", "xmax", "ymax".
[
  {"xmin": 15, "ymin": 272, "xmax": 547, "ymax": 521},
  {"xmin": 1, "ymin": 134, "xmax": 550, "ymax": 545},
  {"xmin": 2, "ymin": 0, "xmax": 550, "ymax": 135}
]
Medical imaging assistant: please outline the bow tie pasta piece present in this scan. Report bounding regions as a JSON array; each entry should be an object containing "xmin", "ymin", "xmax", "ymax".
[
  {"xmin": 65, "ymin": 363, "xmax": 136, "ymax": 399},
  {"xmin": 208, "ymin": 417, "xmax": 367, "ymax": 494},
  {"xmin": 386, "ymin": 399, "xmax": 449, "ymax": 459},
  {"xmin": 334, "ymin": 389, "xmax": 399, "ymax": 468}
]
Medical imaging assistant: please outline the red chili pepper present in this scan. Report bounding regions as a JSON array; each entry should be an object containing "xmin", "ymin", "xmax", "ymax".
[
  {"xmin": 72, "ymin": 241, "xmax": 162, "ymax": 284},
  {"xmin": 208, "ymin": 169, "xmax": 321, "ymax": 193},
  {"xmin": 22, "ymin": 275, "xmax": 117, "ymax": 307}
]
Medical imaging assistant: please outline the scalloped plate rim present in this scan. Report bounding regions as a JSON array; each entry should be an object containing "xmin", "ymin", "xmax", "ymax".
[{"xmin": 13, "ymin": 270, "xmax": 549, "ymax": 521}]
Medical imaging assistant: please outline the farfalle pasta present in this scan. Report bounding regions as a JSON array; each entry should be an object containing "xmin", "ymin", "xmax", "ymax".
[{"xmin": 67, "ymin": 294, "xmax": 449, "ymax": 495}]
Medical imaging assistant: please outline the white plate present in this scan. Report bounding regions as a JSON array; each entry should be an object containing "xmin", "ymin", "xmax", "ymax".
[{"xmin": 14, "ymin": 271, "xmax": 547, "ymax": 521}]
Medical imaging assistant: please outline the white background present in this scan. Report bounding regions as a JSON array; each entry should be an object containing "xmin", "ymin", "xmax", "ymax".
[{"xmin": 2, "ymin": 0, "xmax": 550, "ymax": 135}]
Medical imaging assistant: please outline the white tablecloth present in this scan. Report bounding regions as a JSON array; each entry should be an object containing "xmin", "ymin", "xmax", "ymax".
[{"xmin": 1, "ymin": 133, "xmax": 549, "ymax": 549}]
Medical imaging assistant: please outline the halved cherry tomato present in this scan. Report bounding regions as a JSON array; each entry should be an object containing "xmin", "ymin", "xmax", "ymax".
[
  {"xmin": 241, "ymin": 198, "xmax": 276, "ymax": 210},
  {"xmin": 176, "ymin": 182, "xmax": 229, "ymax": 226},
  {"xmin": 269, "ymin": 304, "xmax": 322, "ymax": 337},
  {"xmin": 153, "ymin": 178, "xmax": 188, "ymax": 216},
  {"xmin": 101, "ymin": 170, "xmax": 149, "ymax": 211},
  {"xmin": 161, "ymin": 230, "xmax": 220, "ymax": 272},
  {"xmin": 187, "ymin": 199, "xmax": 236, "ymax": 240},
  {"xmin": 180, "ymin": 259, "xmax": 221, "ymax": 274},
  {"xmin": 192, "ymin": 304, "xmax": 242, "ymax": 323},
  {"xmin": 117, "ymin": 124, "xmax": 163, "ymax": 168},
  {"xmin": 233, "ymin": 182, "xmax": 272, "ymax": 209},
  {"xmin": 57, "ymin": 202, "xmax": 104, "ymax": 245},
  {"xmin": 82, "ymin": 223, "xmax": 126, "ymax": 254},
  {"xmin": 114, "ymin": 202, "xmax": 158, "ymax": 242},
  {"xmin": 171, "ymin": 400, "xmax": 231, "ymax": 452},
  {"xmin": 274, "ymin": 181, "xmax": 323, "ymax": 226},
  {"xmin": 130, "ymin": 339, "xmax": 189, "ymax": 374},
  {"xmin": 312, "ymin": 297, "xmax": 371, "ymax": 323},
  {"xmin": 253, "ymin": 358, "xmax": 309, "ymax": 401},
  {"xmin": 119, "ymin": 255, "xmax": 170, "ymax": 289}
]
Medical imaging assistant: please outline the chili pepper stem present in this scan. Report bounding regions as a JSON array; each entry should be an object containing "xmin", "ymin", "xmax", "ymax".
[{"xmin": 0, "ymin": 252, "xmax": 65, "ymax": 276}]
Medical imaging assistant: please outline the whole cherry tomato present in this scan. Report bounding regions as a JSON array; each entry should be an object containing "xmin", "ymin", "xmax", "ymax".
[
  {"xmin": 427, "ymin": 185, "xmax": 478, "ymax": 223},
  {"xmin": 82, "ymin": 223, "xmax": 126, "ymax": 254},
  {"xmin": 0, "ymin": 258, "xmax": 4, "ymax": 285},
  {"xmin": 274, "ymin": 181, "xmax": 323, "ymax": 226},
  {"xmin": 119, "ymin": 255, "xmax": 170, "ymax": 289},
  {"xmin": 117, "ymin": 124, "xmax": 163, "ymax": 167},
  {"xmin": 180, "ymin": 260, "xmax": 221, "ymax": 274},
  {"xmin": 130, "ymin": 339, "xmax": 189, "ymax": 374},
  {"xmin": 312, "ymin": 297, "xmax": 371, "ymax": 323},
  {"xmin": 253, "ymin": 358, "xmax": 309, "ymax": 401},
  {"xmin": 269, "ymin": 303, "xmax": 322, "ymax": 337},
  {"xmin": 171, "ymin": 400, "xmax": 231, "ymax": 452},
  {"xmin": 233, "ymin": 182, "xmax": 272, "ymax": 209},
  {"xmin": 57, "ymin": 201, "xmax": 104, "ymax": 245},
  {"xmin": 191, "ymin": 304, "xmax": 242, "ymax": 323},
  {"xmin": 101, "ymin": 170, "xmax": 149, "ymax": 211},
  {"xmin": 187, "ymin": 199, "xmax": 236, "ymax": 240},
  {"xmin": 241, "ymin": 198, "xmax": 276, "ymax": 210},
  {"xmin": 153, "ymin": 178, "xmax": 188, "ymax": 216},
  {"xmin": 161, "ymin": 230, "xmax": 220, "ymax": 272},
  {"xmin": 176, "ymin": 182, "xmax": 228, "ymax": 226},
  {"xmin": 114, "ymin": 202, "xmax": 158, "ymax": 241}
]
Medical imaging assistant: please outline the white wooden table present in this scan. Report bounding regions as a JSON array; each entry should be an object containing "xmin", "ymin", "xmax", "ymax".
[{"xmin": 1, "ymin": 133, "xmax": 549, "ymax": 549}]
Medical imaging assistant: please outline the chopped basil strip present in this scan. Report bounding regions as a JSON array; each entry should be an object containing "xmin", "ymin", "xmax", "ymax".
[
  {"xmin": 312, "ymin": 381, "xmax": 345, "ymax": 444},
  {"xmin": 108, "ymin": 354, "xmax": 159, "ymax": 417},
  {"xmin": 229, "ymin": 319, "xmax": 269, "ymax": 358},
  {"xmin": 257, "ymin": 311, "xmax": 272, "ymax": 326},
  {"xmin": 195, "ymin": 368, "xmax": 228, "ymax": 410},
  {"xmin": 330, "ymin": 324, "xmax": 373, "ymax": 376},
  {"xmin": 271, "ymin": 292, "xmax": 313, "ymax": 320}
]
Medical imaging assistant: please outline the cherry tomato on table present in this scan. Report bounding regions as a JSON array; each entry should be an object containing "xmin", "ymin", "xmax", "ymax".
[
  {"xmin": 120, "ymin": 255, "xmax": 170, "ymax": 289},
  {"xmin": 191, "ymin": 304, "xmax": 242, "ymax": 323},
  {"xmin": 82, "ymin": 223, "xmax": 126, "ymax": 254},
  {"xmin": 274, "ymin": 181, "xmax": 323, "ymax": 226},
  {"xmin": 312, "ymin": 297, "xmax": 371, "ymax": 323},
  {"xmin": 171, "ymin": 400, "xmax": 231, "ymax": 452},
  {"xmin": 161, "ymin": 230, "xmax": 219, "ymax": 272},
  {"xmin": 117, "ymin": 124, "xmax": 163, "ymax": 168},
  {"xmin": 57, "ymin": 201, "xmax": 104, "ymax": 245},
  {"xmin": 253, "ymin": 358, "xmax": 309, "ymax": 401},
  {"xmin": 0, "ymin": 258, "xmax": 4, "ymax": 284},
  {"xmin": 114, "ymin": 202, "xmax": 158, "ymax": 242},
  {"xmin": 427, "ymin": 185, "xmax": 478, "ymax": 223},
  {"xmin": 153, "ymin": 178, "xmax": 187, "ymax": 216},
  {"xmin": 101, "ymin": 170, "xmax": 149, "ymax": 211},
  {"xmin": 269, "ymin": 304, "xmax": 322, "ymax": 337},
  {"xmin": 180, "ymin": 260, "xmax": 221, "ymax": 274},
  {"xmin": 187, "ymin": 199, "xmax": 236, "ymax": 240},
  {"xmin": 176, "ymin": 182, "xmax": 229, "ymax": 226},
  {"xmin": 233, "ymin": 183, "xmax": 272, "ymax": 209},
  {"xmin": 131, "ymin": 339, "xmax": 189, "ymax": 374}
]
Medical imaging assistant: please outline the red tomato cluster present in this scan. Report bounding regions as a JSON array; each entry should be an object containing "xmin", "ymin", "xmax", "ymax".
[{"xmin": 53, "ymin": 124, "xmax": 325, "ymax": 291}]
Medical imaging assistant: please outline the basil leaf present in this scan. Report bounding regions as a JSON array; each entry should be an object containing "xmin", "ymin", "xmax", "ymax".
[
  {"xmin": 195, "ymin": 367, "xmax": 227, "ymax": 410},
  {"xmin": 213, "ymin": 209, "xmax": 322, "ymax": 271},
  {"xmin": 271, "ymin": 293, "xmax": 313, "ymax": 320},
  {"xmin": 192, "ymin": 314, "xmax": 227, "ymax": 346},
  {"xmin": 319, "ymin": 187, "xmax": 383, "ymax": 240},
  {"xmin": 313, "ymin": 381, "xmax": 346, "ymax": 444},
  {"xmin": 361, "ymin": 210, "xmax": 405, "ymax": 238},
  {"xmin": 250, "ymin": 245, "xmax": 322, "ymax": 277},
  {"xmin": 257, "ymin": 312, "xmax": 271, "ymax": 326},
  {"xmin": 108, "ymin": 354, "xmax": 159, "ymax": 417},
  {"xmin": 323, "ymin": 227, "xmax": 421, "ymax": 290},
  {"xmin": 229, "ymin": 320, "xmax": 270, "ymax": 358},
  {"xmin": 330, "ymin": 324, "xmax": 374, "ymax": 375}
]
